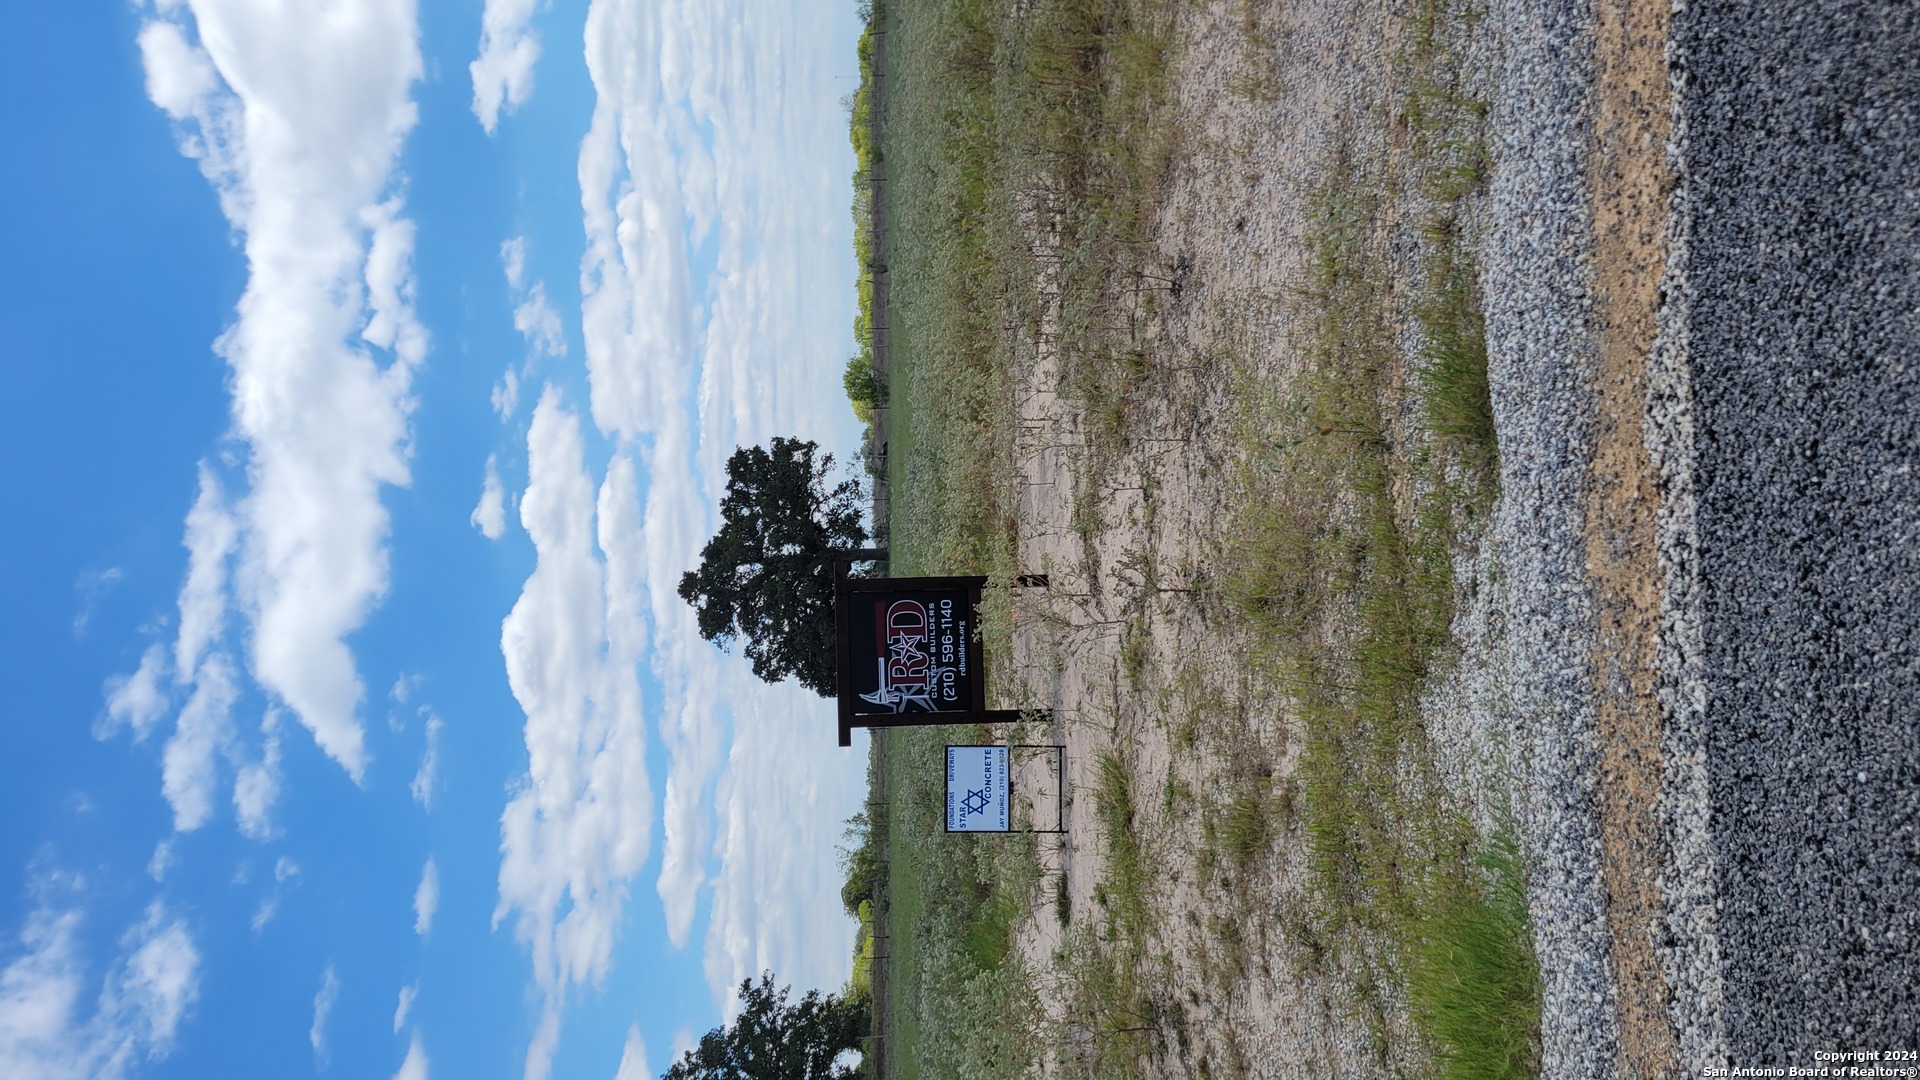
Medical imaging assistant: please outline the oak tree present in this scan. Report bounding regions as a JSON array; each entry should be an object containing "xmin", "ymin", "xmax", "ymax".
[
  {"xmin": 661, "ymin": 973, "xmax": 867, "ymax": 1080},
  {"xmin": 677, "ymin": 438, "xmax": 871, "ymax": 696}
]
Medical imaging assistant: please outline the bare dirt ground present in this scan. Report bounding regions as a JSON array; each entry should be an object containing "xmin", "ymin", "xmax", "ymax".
[
  {"xmin": 1583, "ymin": 0, "xmax": 1677, "ymax": 1073},
  {"xmin": 998, "ymin": 0, "xmax": 1432, "ymax": 1074}
]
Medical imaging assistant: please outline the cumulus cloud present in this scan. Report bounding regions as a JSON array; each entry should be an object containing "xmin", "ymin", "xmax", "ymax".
[
  {"xmin": 136, "ymin": 21, "xmax": 218, "ymax": 121},
  {"xmin": 411, "ymin": 711, "xmax": 443, "ymax": 809},
  {"xmin": 0, "ymin": 893, "xmax": 200, "ymax": 1080},
  {"xmin": 135, "ymin": 0, "xmax": 427, "ymax": 787},
  {"xmin": 571, "ymin": 0, "xmax": 867, "ymax": 1009},
  {"xmin": 309, "ymin": 965, "xmax": 339, "ymax": 1066},
  {"xmin": 390, "ymin": 673, "xmax": 423, "ymax": 706},
  {"xmin": 100, "ymin": 467, "xmax": 251, "ymax": 835},
  {"xmin": 392, "ymin": 1031, "xmax": 429, "ymax": 1080},
  {"xmin": 701, "ymin": 696, "xmax": 862, "ymax": 1012},
  {"xmin": 503, "ymin": 237, "xmax": 568, "ymax": 359},
  {"xmin": 495, "ymin": 393, "xmax": 652, "ymax": 1080},
  {"xmin": 492, "ymin": 368, "xmax": 524, "ymax": 421},
  {"xmin": 233, "ymin": 714, "xmax": 283, "ymax": 840},
  {"xmin": 146, "ymin": 841, "xmax": 176, "ymax": 884},
  {"xmin": 413, "ymin": 859, "xmax": 438, "ymax": 938},
  {"xmin": 493, "ymin": 238, "xmax": 566, "ymax": 426},
  {"xmin": 250, "ymin": 857, "xmax": 301, "ymax": 933},
  {"xmin": 515, "ymin": 285, "xmax": 567, "ymax": 362},
  {"xmin": 174, "ymin": 465, "xmax": 238, "ymax": 685},
  {"xmin": 392, "ymin": 983, "xmax": 417, "ymax": 1033},
  {"xmin": 473, "ymin": 457, "xmax": 508, "ymax": 540},
  {"xmin": 471, "ymin": 0, "xmax": 543, "ymax": 134},
  {"xmin": 101, "ymin": 645, "xmax": 168, "ymax": 742},
  {"xmin": 612, "ymin": 1026, "xmax": 648, "ymax": 1080},
  {"xmin": 502, "ymin": 236, "xmax": 529, "ymax": 292},
  {"xmin": 160, "ymin": 653, "xmax": 236, "ymax": 833}
]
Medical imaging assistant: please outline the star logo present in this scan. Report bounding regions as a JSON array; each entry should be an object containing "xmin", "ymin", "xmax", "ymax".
[{"xmin": 961, "ymin": 786, "xmax": 990, "ymax": 818}]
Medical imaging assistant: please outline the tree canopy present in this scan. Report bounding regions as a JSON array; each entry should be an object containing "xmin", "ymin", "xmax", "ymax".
[
  {"xmin": 661, "ymin": 973, "xmax": 867, "ymax": 1080},
  {"xmin": 676, "ymin": 437, "xmax": 869, "ymax": 696}
]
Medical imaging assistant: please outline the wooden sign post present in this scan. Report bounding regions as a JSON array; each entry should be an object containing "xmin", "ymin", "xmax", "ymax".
[{"xmin": 833, "ymin": 563, "xmax": 1039, "ymax": 746}]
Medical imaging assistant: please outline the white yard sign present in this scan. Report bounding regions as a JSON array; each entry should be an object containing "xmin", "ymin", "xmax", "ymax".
[{"xmin": 945, "ymin": 745, "xmax": 1010, "ymax": 832}]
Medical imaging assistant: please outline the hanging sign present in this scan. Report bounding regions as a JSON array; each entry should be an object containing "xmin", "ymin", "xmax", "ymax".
[{"xmin": 945, "ymin": 745, "xmax": 1010, "ymax": 832}]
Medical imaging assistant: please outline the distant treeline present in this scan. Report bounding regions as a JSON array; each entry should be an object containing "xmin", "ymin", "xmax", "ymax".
[{"xmin": 843, "ymin": 0, "xmax": 886, "ymax": 446}]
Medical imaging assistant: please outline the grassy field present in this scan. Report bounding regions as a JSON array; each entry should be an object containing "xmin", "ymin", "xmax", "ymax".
[{"xmin": 853, "ymin": 0, "xmax": 1540, "ymax": 1075}]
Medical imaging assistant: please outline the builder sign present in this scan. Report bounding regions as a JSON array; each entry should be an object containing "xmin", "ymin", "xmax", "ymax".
[
  {"xmin": 842, "ymin": 583, "xmax": 980, "ymax": 714},
  {"xmin": 835, "ymin": 571, "xmax": 999, "ymax": 745}
]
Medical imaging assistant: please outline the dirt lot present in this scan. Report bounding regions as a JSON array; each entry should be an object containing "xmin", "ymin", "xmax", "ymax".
[{"xmin": 997, "ymin": 0, "xmax": 1483, "ymax": 1072}]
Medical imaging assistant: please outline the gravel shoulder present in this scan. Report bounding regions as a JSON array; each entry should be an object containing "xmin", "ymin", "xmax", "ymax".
[{"xmin": 1489, "ymin": 0, "xmax": 1920, "ymax": 1070}]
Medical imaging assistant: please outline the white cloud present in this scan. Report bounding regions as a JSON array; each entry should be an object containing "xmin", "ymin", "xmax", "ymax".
[
  {"xmin": 250, "ymin": 857, "xmax": 301, "ymax": 933},
  {"xmin": 146, "ymin": 841, "xmax": 175, "ymax": 884},
  {"xmin": 411, "ymin": 712, "xmax": 443, "ymax": 809},
  {"xmin": 175, "ymin": 464, "xmax": 237, "ymax": 684},
  {"xmin": 495, "ymin": 393, "xmax": 652, "ymax": 1080},
  {"xmin": 99, "ymin": 468, "xmax": 252, "ymax": 837},
  {"xmin": 136, "ymin": 21, "xmax": 217, "ymax": 120},
  {"xmin": 413, "ymin": 859, "xmax": 438, "ymax": 938},
  {"xmin": 515, "ymin": 284, "xmax": 567, "ymax": 361},
  {"xmin": 392, "ymin": 983, "xmax": 417, "ymax": 1033},
  {"xmin": 502, "ymin": 237, "xmax": 529, "ymax": 292},
  {"xmin": 612, "ymin": 1026, "xmax": 648, "ymax": 1080},
  {"xmin": 392, "ymin": 1031, "xmax": 429, "ymax": 1080},
  {"xmin": 669, "ymin": 1027, "xmax": 696, "ymax": 1068},
  {"xmin": 233, "ymin": 714, "xmax": 283, "ymax": 840},
  {"xmin": 309, "ymin": 965, "xmax": 339, "ymax": 1066},
  {"xmin": 702, "ymin": 699, "xmax": 863, "ymax": 1013},
  {"xmin": 0, "ymin": 894, "xmax": 200, "ymax": 1080},
  {"xmin": 471, "ymin": 0, "xmax": 543, "ymax": 134},
  {"xmin": 492, "ymin": 368, "xmax": 524, "ymax": 420},
  {"xmin": 160, "ymin": 653, "xmax": 236, "ymax": 833},
  {"xmin": 572, "ymin": 0, "xmax": 867, "ymax": 1008},
  {"xmin": 390, "ymin": 673, "xmax": 423, "ymax": 706},
  {"xmin": 101, "ymin": 645, "xmax": 169, "ymax": 742},
  {"xmin": 137, "ymin": 0, "xmax": 427, "ymax": 786},
  {"xmin": 493, "ymin": 238, "xmax": 565, "ymax": 427},
  {"xmin": 577, "ymin": 0, "xmax": 691, "ymax": 445},
  {"xmin": 72, "ymin": 568, "xmax": 125, "ymax": 640},
  {"xmin": 473, "ymin": 457, "xmax": 509, "ymax": 541}
]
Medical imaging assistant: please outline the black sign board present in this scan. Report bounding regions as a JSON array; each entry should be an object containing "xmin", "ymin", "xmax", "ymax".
[
  {"xmin": 833, "ymin": 565, "xmax": 1052, "ymax": 746},
  {"xmin": 834, "ymin": 568, "xmax": 1018, "ymax": 746},
  {"xmin": 843, "ymin": 583, "xmax": 981, "ymax": 715}
]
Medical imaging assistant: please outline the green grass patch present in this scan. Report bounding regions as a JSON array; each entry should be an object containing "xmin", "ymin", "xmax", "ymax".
[
  {"xmin": 1408, "ymin": 828, "xmax": 1543, "ymax": 1080},
  {"xmin": 1091, "ymin": 751, "xmax": 1148, "ymax": 944},
  {"xmin": 1220, "ymin": 788, "xmax": 1271, "ymax": 872},
  {"xmin": 1416, "ymin": 243, "xmax": 1496, "ymax": 481}
]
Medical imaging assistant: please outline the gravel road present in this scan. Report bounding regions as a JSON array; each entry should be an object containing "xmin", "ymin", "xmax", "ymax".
[
  {"xmin": 1488, "ymin": 0, "xmax": 1919, "ymax": 1069},
  {"xmin": 1675, "ymin": 0, "xmax": 1920, "ymax": 1057}
]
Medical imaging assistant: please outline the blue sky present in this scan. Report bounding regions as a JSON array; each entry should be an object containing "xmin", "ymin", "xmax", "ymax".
[{"xmin": 0, "ymin": 2, "xmax": 869, "ymax": 1078}]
